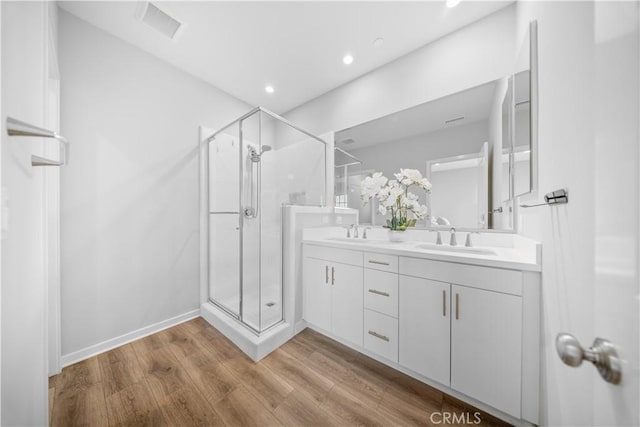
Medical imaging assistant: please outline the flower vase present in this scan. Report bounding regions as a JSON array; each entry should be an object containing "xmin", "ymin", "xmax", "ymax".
[{"xmin": 388, "ymin": 229, "xmax": 405, "ymax": 243}]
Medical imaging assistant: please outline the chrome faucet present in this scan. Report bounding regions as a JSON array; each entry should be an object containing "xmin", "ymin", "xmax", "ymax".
[
  {"xmin": 344, "ymin": 224, "xmax": 353, "ymax": 238},
  {"xmin": 465, "ymin": 232, "xmax": 478, "ymax": 247},
  {"xmin": 436, "ymin": 231, "xmax": 443, "ymax": 245},
  {"xmin": 354, "ymin": 225, "xmax": 359, "ymax": 239},
  {"xmin": 363, "ymin": 227, "xmax": 372, "ymax": 239},
  {"xmin": 449, "ymin": 227, "xmax": 457, "ymax": 246}
]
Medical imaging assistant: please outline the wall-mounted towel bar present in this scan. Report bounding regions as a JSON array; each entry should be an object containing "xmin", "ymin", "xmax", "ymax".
[
  {"xmin": 6, "ymin": 117, "xmax": 69, "ymax": 166},
  {"xmin": 520, "ymin": 189, "xmax": 568, "ymax": 208}
]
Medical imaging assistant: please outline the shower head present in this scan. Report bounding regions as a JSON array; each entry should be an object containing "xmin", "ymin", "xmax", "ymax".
[{"xmin": 249, "ymin": 145, "xmax": 272, "ymax": 162}]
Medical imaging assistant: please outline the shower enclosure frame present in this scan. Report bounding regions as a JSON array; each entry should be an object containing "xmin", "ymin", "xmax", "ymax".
[{"xmin": 204, "ymin": 106, "xmax": 328, "ymax": 336}]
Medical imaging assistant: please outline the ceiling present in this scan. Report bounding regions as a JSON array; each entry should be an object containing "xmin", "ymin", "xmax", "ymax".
[
  {"xmin": 59, "ymin": 1, "xmax": 512, "ymax": 114},
  {"xmin": 335, "ymin": 79, "xmax": 497, "ymax": 151}
]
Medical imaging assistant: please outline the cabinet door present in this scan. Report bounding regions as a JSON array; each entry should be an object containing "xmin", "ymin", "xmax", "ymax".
[
  {"xmin": 331, "ymin": 262, "xmax": 364, "ymax": 346},
  {"xmin": 450, "ymin": 285, "xmax": 522, "ymax": 418},
  {"xmin": 399, "ymin": 276, "xmax": 451, "ymax": 386},
  {"xmin": 303, "ymin": 257, "xmax": 331, "ymax": 331}
]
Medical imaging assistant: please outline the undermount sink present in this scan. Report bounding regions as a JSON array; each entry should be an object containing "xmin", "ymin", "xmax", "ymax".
[{"xmin": 414, "ymin": 243, "xmax": 497, "ymax": 256}]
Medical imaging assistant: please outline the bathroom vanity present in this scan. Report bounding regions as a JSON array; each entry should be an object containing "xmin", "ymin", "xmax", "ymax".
[{"xmin": 301, "ymin": 230, "xmax": 541, "ymax": 426}]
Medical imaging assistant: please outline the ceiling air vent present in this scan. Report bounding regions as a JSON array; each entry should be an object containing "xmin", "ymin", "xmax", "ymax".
[
  {"xmin": 139, "ymin": 2, "xmax": 183, "ymax": 40},
  {"xmin": 444, "ymin": 116, "xmax": 465, "ymax": 125}
]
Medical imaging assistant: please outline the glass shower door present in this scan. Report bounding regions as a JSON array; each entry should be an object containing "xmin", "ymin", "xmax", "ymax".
[{"xmin": 209, "ymin": 127, "xmax": 241, "ymax": 317}]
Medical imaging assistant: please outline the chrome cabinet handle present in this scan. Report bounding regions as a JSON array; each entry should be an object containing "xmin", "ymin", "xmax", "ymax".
[
  {"xmin": 368, "ymin": 289, "xmax": 390, "ymax": 297},
  {"xmin": 368, "ymin": 331, "xmax": 389, "ymax": 342},
  {"xmin": 368, "ymin": 260, "xmax": 390, "ymax": 266},
  {"xmin": 325, "ymin": 265, "xmax": 329, "ymax": 284},
  {"xmin": 331, "ymin": 267, "xmax": 335, "ymax": 285},
  {"xmin": 556, "ymin": 333, "xmax": 622, "ymax": 384},
  {"xmin": 442, "ymin": 290, "xmax": 446, "ymax": 317},
  {"xmin": 455, "ymin": 293, "xmax": 459, "ymax": 320}
]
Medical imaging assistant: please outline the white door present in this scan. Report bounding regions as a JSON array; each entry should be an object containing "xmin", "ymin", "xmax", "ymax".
[
  {"xmin": 531, "ymin": 2, "xmax": 640, "ymax": 425},
  {"xmin": 303, "ymin": 257, "xmax": 331, "ymax": 331},
  {"xmin": 399, "ymin": 276, "xmax": 450, "ymax": 386},
  {"xmin": 331, "ymin": 262, "xmax": 363, "ymax": 346}
]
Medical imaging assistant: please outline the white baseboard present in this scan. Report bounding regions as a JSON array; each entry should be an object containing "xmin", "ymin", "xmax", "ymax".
[
  {"xmin": 60, "ymin": 309, "xmax": 200, "ymax": 368},
  {"xmin": 294, "ymin": 319, "xmax": 307, "ymax": 335}
]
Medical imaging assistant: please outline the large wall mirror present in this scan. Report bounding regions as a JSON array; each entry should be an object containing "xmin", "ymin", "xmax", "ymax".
[{"xmin": 334, "ymin": 21, "xmax": 538, "ymax": 232}]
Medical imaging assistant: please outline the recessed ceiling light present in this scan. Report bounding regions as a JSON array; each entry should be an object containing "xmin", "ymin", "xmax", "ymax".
[
  {"xmin": 265, "ymin": 85, "xmax": 275, "ymax": 94},
  {"xmin": 343, "ymin": 54, "xmax": 354, "ymax": 65},
  {"xmin": 373, "ymin": 38, "xmax": 384, "ymax": 48},
  {"xmin": 446, "ymin": 0, "xmax": 461, "ymax": 8}
]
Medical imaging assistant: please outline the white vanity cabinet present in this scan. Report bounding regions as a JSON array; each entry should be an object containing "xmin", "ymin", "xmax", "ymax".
[
  {"xmin": 399, "ymin": 256, "xmax": 526, "ymax": 419},
  {"xmin": 302, "ymin": 245, "xmax": 363, "ymax": 346},
  {"xmin": 301, "ymin": 241, "xmax": 540, "ymax": 425}
]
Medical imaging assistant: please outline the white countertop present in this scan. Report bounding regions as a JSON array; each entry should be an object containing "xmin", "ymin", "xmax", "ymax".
[{"xmin": 302, "ymin": 234, "xmax": 542, "ymax": 272}]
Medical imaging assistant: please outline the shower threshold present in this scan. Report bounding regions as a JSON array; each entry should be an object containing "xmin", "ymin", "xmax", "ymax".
[{"xmin": 200, "ymin": 302, "xmax": 293, "ymax": 361}]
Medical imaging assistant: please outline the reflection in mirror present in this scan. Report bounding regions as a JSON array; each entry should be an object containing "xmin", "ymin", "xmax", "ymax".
[
  {"xmin": 334, "ymin": 147, "xmax": 370, "ymax": 218},
  {"xmin": 334, "ymin": 21, "xmax": 538, "ymax": 232},
  {"xmin": 426, "ymin": 143, "xmax": 489, "ymax": 228},
  {"xmin": 335, "ymin": 79, "xmax": 514, "ymax": 231}
]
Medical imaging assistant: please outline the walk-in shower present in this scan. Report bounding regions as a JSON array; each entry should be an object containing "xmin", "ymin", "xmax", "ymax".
[{"xmin": 202, "ymin": 107, "xmax": 326, "ymax": 354}]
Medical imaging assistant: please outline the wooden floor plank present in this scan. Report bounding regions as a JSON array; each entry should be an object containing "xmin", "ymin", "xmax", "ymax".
[
  {"xmin": 262, "ymin": 348, "xmax": 334, "ymax": 405},
  {"xmin": 98, "ymin": 344, "xmax": 144, "ymax": 397},
  {"xmin": 240, "ymin": 363, "xmax": 294, "ymax": 411},
  {"xmin": 212, "ymin": 385, "xmax": 282, "ymax": 427},
  {"xmin": 50, "ymin": 319, "xmax": 512, "ymax": 427},
  {"xmin": 51, "ymin": 383, "xmax": 109, "ymax": 427},
  {"xmin": 179, "ymin": 349, "xmax": 241, "ymax": 405},
  {"xmin": 136, "ymin": 347, "xmax": 192, "ymax": 402},
  {"xmin": 320, "ymin": 384, "xmax": 394, "ymax": 427},
  {"xmin": 158, "ymin": 386, "xmax": 226, "ymax": 427},
  {"xmin": 273, "ymin": 389, "xmax": 338, "ymax": 427},
  {"xmin": 105, "ymin": 380, "xmax": 166, "ymax": 427}
]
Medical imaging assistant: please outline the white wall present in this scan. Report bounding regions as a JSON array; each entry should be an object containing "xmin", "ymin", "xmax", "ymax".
[
  {"xmin": 1, "ymin": 2, "xmax": 55, "ymax": 425},
  {"xmin": 59, "ymin": 10, "xmax": 251, "ymax": 359},
  {"xmin": 284, "ymin": 4, "xmax": 515, "ymax": 137}
]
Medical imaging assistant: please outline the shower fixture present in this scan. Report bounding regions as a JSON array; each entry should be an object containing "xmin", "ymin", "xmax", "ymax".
[{"xmin": 248, "ymin": 144, "xmax": 272, "ymax": 162}]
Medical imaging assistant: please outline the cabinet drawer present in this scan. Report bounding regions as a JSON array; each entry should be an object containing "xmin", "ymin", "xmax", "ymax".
[
  {"xmin": 304, "ymin": 244, "xmax": 363, "ymax": 267},
  {"xmin": 399, "ymin": 257, "xmax": 522, "ymax": 296},
  {"xmin": 364, "ymin": 269, "xmax": 398, "ymax": 318},
  {"xmin": 364, "ymin": 252, "xmax": 398, "ymax": 273},
  {"xmin": 364, "ymin": 309, "xmax": 398, "ymax": 363}
]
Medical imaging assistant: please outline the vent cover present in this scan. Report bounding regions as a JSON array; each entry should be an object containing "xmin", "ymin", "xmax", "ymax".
[
  {"xmin": 444, "ymin": 116, "xmax": 465, "ymax": 125},
  {"xmin": 339, "ymin": 138, "xmax": 356, "ymax": 145},
  {"xmin": 139, "ymin": 2, "xmax": 183, "ymax": 40}
]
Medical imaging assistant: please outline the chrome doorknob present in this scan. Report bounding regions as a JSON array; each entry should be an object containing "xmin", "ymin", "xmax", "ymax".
[{"xmin": 556, "ymin": 333, "xmax": 622, "ymax": 384}]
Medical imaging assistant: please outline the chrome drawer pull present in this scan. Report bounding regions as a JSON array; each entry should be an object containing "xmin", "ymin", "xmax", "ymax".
[
  {"xmin": 368, "ymin": 289, "xmax": 390, "ymax": 297},
  {"xmin": 325, "ymin": 265, "xmax": 329, "ymax": 284},
  {"xmin": 368, "ymin": 331, "xmax": 390, "ymax": 342},
  {"xmin": 368, "ymin": 260, "xmax": 390, "ymax": 266},
  {"xmin": 331, "ymin": 267, "xmax": 335, "ymax": 285}
]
